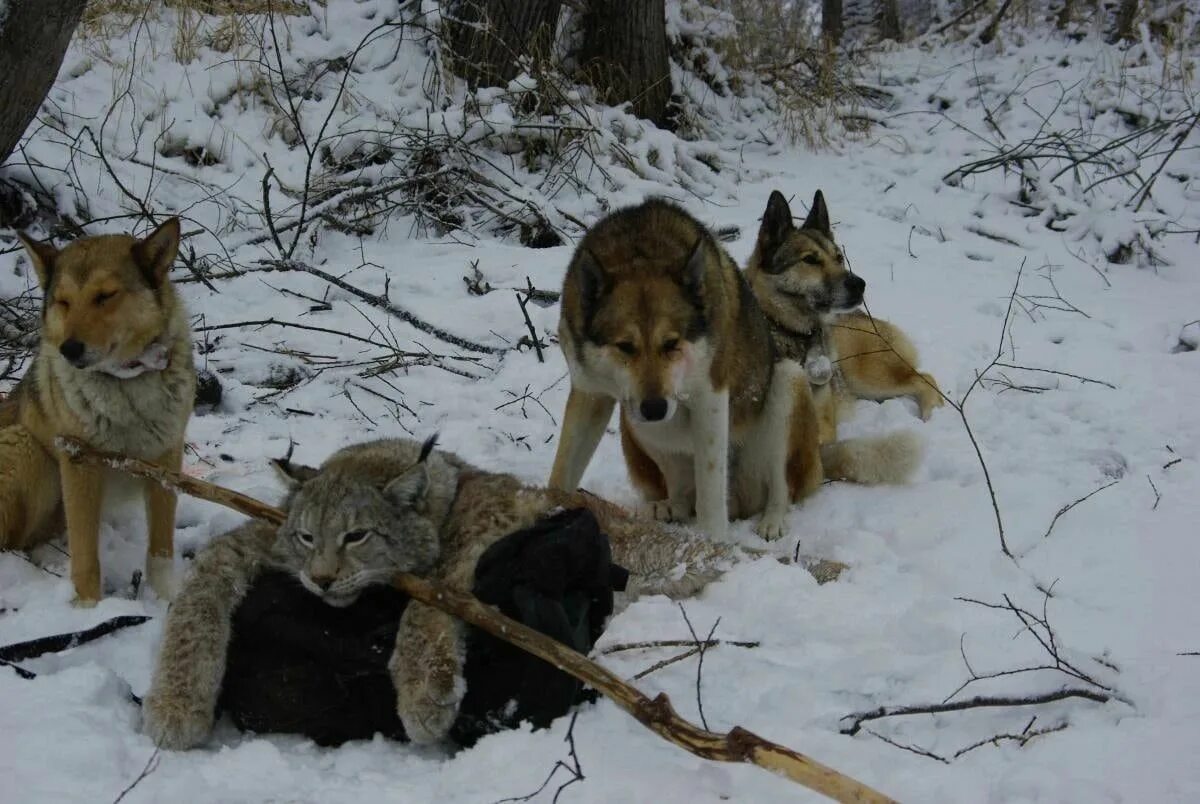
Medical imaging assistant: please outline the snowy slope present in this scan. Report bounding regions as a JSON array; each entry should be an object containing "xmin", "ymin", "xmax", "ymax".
[{"xmin": 1, "ymin": 6, "xmax": 1199, "ymax": 803}]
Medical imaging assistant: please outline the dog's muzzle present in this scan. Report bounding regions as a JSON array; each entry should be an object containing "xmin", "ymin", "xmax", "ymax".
[
  {"xmin": 831, "ymin": 274, "xmax": 866, "ymax": 311},
  {"xmin": 630, "ymin": 397, "xmax": 677, "ymax": 424},
  {"xmin": 59, "ymin": 339, "xmax": 92, "ymax": 369}
]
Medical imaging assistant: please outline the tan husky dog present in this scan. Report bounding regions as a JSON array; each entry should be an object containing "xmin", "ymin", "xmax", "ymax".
[
  {"xmin": 746, "ymin": 190, "xmax": 944, "ymax": 442},
  {"xmin": 0, "ymin": 220, "xmax": 195, "ymax": 605}
]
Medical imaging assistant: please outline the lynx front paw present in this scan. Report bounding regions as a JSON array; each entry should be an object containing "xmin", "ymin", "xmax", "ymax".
[
  {"xmin": 395, "ymin": 671, "xmax": 463, "ymax": 744},
  {"xmin": 755, "ymin": 509, "xmax": 789, "ymax": 542},
  {"xmin": 141, "ymin": 691, "xmax": 213, "ymax": 750}
]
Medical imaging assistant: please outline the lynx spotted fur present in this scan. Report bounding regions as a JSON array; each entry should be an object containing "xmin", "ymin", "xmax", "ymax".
[{"xmin": 142, "ymin": 437, "xmax": 746, "ymax": 750}]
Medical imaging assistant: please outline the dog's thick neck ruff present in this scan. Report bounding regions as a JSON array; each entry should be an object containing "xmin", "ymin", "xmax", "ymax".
[{"xmin": 97, "ymin": 338, "xmax": 172, "ymax": 379}]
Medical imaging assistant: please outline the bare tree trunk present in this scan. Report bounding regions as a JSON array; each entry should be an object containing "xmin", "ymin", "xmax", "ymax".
[
  {"xmin": 978, "ymin": 0, "xmax": 1015, "ymax": 44},
  {"xmin": 579, "ymin": 0, "xmax": 672, "ymax": 128},
  {"xmin": 1108, "ymin": 0, "xmax": 1139, "ymax": 43},
  {"xmin": 822, "ymin": 0, "xmax": 844, "ymax": 45},
  {"xmin": 444, "ymin": 0, "xmax": 562, "ymax": 89},
  {"xmin": 0, "ymin": 0, "xmax": 88, "ymax": 165},
  {"xmin": 877, "ymin": 0, "xmax": 902, "ymax": 41},
  {"xmin": 1055, "ymin": 0, "xmax": 1075, "ymax": 29}
]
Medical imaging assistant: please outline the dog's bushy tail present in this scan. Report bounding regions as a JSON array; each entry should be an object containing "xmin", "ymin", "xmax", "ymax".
[{"xmin": 821, "ymin": 430, "xmax": 922, "ymax": 485}]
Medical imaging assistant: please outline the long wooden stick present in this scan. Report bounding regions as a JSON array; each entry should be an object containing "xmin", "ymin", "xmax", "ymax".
[{"xmin": 56, "ymin": 436, "xmax": 896, "ymax": 804}]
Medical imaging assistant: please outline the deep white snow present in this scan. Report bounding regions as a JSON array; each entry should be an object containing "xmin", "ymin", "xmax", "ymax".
[{"xmin": 1, "ymin": 3, "xmax": 1198, "ymax": 802}]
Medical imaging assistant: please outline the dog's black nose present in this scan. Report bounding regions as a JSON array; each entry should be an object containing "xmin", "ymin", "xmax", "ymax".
[
  {"xmin": 59, "ymin": 339, "xmax": 85, "ymax": 363},
  {"xmin": 640, "ymin": 398, "xmax": 669, "ymax": 421},
  {"xmin": 845, "ymin": 274, "xmax": 866, "ymax": 297}
]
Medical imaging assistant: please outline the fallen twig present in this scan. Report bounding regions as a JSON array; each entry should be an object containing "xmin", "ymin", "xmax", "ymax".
[
  {"xmin": 493, "ymin": 710, "xmax": 585, "ymax": 804},
  {"xmin": 57, "ymin": 437, "xmax": 896, "ymax": 804},
  {"xmin": 1042, "ymin": 479, "xmax": 1120, "ymax": 540},
  {"xmin": 840, "ymin": 689, "xmax": 1109, "ymax": 736},
  {"xmin": 255, "ymin": 259, "xmax": 506, "ymax": 355},
  {"xmin": 602, "ymin": 639, "xmax": 760, "ymax": 654},
  {"xmin": 516, "ymin": 277, "xmax": 546, "ymax": 363},
  {"xmin": 111, "ymin": 748, "xmax": 160, "ymax": 804},
  {"xmin": 633, "ymin": 646, "xmax": 703, "ymax": 681},
  {"xmin": 0, "ymin": 616, "xmax": 150, "ymax": 662}
]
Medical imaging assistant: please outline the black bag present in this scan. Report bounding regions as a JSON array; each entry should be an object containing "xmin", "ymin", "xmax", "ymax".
[{"xmin": 218, "ymin": 508, "xmax": 628, "ymax": 747}]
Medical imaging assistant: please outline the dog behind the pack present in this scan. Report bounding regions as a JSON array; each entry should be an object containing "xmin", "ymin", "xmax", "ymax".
[
  {"xmin": 0, "ymin": 219, "xmax": 195, "ymax": 605},
  {"xmin": 746, "ymin": 189, "xmax": 944, "ymax": 426}
]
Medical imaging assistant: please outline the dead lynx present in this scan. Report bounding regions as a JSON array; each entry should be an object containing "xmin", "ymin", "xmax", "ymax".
[{"xmin": 142, "ymin": 436, "xmax": 747, "ymax": 750}]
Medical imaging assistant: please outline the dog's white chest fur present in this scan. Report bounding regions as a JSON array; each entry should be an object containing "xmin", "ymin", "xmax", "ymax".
[
  {"xmin": 624, "ymin": 404, "xmax": 697, "ymax": 455},
  {"xmin": 47, "ymin": 351, "xmax": 192, "ymax": 460}
]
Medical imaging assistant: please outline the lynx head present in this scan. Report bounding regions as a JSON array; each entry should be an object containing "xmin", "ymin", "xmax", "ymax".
[{"xmin": 269, "ymin": 435, "xmax": 453, "ymax": 607}]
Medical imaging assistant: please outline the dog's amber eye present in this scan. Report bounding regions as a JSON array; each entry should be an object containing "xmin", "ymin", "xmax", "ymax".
[
  {"xmin": 54, "ymin": 299, "xmax": 70, "ymax": 311},
  {"xmin": 802, "ymin": 254, "xmax": 821, "ymax": 265},
  {"xmin": 662, "ymin": 338, "xmax": 679, "ymax": 353},
  {"xmin": 93, "ymin": 291, "xmax": 117, "ymax": 306},
  {"xmin": 615, "ymin": 341, "xmax": 637, "ymax": 355}
]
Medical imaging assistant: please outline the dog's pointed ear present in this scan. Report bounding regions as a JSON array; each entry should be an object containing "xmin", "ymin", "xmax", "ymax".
[
  {"xmin": 759, "ymin": 190, "xmax": 794, "ymax": 255},
  {"xmin": 384, "ymin": 461, "xmax": 430, "ymax": 509},
  {"xmin": 17, "ymin": 232, "xmax": 58, "ymax": 289},
  {"xmin": 271, "ymin": 455, "xmax": 320, "ymax": 488},
  {"xmin": 575, "ymin": 247, "xmax": 608, "ymax": 309},
  {"xmin": 683, "ymin": 235, "xmax": 709, "ymax": 294},
  {"xmin": 801, "ymin": 190, "xmax": 831, "ymax": 236},
  {"xmin": 132, "ymin": 217, "xmax": 181, "ymax": 289}
]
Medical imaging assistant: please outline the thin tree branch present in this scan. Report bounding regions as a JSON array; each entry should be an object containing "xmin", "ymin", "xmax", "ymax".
[
  {"xmin": 841, "ymin": 689, "xmax": 1109, "ymax": 736},
  {"xmin": 255, "ymin": 258, "xmax": 506, "ymax": 355},
  {"xmin": 1043, "ymin": 480, "xmax": 1120, "ymax": 540}
]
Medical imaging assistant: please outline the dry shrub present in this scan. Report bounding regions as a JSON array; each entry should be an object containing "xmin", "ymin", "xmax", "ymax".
[
  {"xmin": 81, "ymin": 0, "xmax": 312, "ymax": 63},
  {"xmin": 0, "ymin": 290, "xmax": 39, "ymax": 392},
  {"xmin": 714, "ymin": 0, "xmax": 885, "ymax": 148}
]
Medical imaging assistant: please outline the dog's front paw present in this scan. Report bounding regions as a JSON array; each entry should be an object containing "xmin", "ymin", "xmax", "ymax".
[
  {"xmin": 141, "ymin": 691, "xmax": 213, "ymax": 750},
  {"xmin": 646, "ymin": 499, "xmax": 689, "ymax": 522},
  {"xmin": 918, "ymin": 394, "xmax": 945, "ymax": 421},
  {"xmin": 395, "ymin": 670, "xmax": 463, "ymax": 744},
  {"xmin": 70, "ymin": 594, "xmax": 100, "ymax": 609},
  {"xmin": 755, "ymin": 510, "xmax": 789, "ymax": 542},
  {"xmin": 804, "ymin": 355, "xmax": 833, "ymax": 386},
  {"xmin": 146, "ymin": 556, "xmax": 176, "ymax": 602}
]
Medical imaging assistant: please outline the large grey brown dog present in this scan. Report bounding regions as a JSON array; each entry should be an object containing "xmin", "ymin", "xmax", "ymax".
[{"xmin": 547, "ymin": 198, "xmax": 821, "ymax": 541}]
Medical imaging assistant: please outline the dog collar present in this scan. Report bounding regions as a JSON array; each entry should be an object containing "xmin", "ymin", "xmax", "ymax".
[{"xmin": 99, "ymin": 339, "xmax": 171, "ymax": 379}]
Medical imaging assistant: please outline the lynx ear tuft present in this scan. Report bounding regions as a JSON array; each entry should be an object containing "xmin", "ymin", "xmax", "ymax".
[
  {"xmin": 271, "ymin": 443, "xmax": 319, "ymax": 488},
  {"xmin": 418, "ymin": 433, "xmax": 439, "ymax": 463}
]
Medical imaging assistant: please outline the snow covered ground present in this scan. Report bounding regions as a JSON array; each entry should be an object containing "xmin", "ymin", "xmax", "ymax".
[{"xmin": 2, "ymin": 5, "xmax": 1199, "ymax": 802}]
